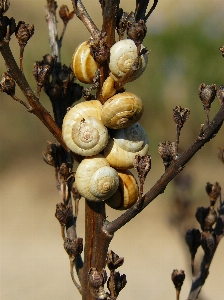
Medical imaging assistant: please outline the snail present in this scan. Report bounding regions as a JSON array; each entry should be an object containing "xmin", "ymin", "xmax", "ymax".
[
  {"xmin": 72, "ymin": 41, "xmax": 98, "ymax": 84},
  {"xmin": 62, "ymin": 100, "xmax": 109, "ymax": 156},
  {"xmin": 104, "ymin": 122, "xmax": 149, "ymax": 169},
  {"xmin": 101, "ymin": 92, "xmax": 144, "ymax": 129},
  {"xmin": 75, "ymin": 155, "xmax": 119, "ymax": 201},
  {"xmin": 109, "ymin": 39, "xmax": 148, "ymax": 82},
  {"xmin": 106, "ymin": 169, "xmax": 139, "ymax": 210},
  {"xmin": 101, "ymin": 76, "xmax": 116, "ymax": 100}
]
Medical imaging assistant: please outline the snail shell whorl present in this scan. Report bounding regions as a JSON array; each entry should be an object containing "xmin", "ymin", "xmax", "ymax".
[
  {"xmin": 75, "ymin": 155, "xmax": 119, "ymax": 201},
  {"xmin": 62, "ymin": 100, "xmax": 109, "ymax": 156},
  {"xmin": 101, "ymin": 92, "xmax": 143, "ymax": 129},
  {"xmin": 102, "ymin": 76, "xmax": 116, "ymax": 100},
  {"xmin": 104, "ymin": 123, "xmax": 149, "ymax": 169},
  {"xmin": 72, "ymin": 41, "xmax": 98, "ymax": 84},
  {"xmin": 106, "ymin": 170, "xmax": 139, "ymax": 210},
  {"xmin": 109, "ymin": 39, "xmax": 148, "ymax": 82}
]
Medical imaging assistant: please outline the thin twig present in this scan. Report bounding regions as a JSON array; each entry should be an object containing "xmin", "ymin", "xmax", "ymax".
[
  {"xmin": 11, "ymin": 94, "xmax": 32, "ymax": 110},
  {"xmin": 70, "ymin": 259, "xmax": 82, "ymax": 294}
]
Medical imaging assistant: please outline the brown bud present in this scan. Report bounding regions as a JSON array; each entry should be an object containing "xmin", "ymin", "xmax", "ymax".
[
  {"xmin": 88, "ymin": 268, "xmax": 107, "ymax": 289},
  {"xmin": 64, "ymin": 237, "xmax": 83, "ymax": 260},
  {"xmin": 59, "ymin": 5, "xmax": 74, "ymax": 24},
  {"xmin": 0, "ymin": 72, "xmax": 15, "ymax": 96},
  {"xmin": 173, "ymin": 106, "xmax": 190, "ymax": 129},
  {"xmin": 33, "ymin": 62, "xmax": 50, "ymax": 88},
  {"xmin": 185, "ymin": 229, "xmax": 201, "ymax": 260},
  {"xmin": 0, "ymin": 16, "xmax": 16, "ymax": 40},
  {"xmin": 205, "ymin": 182, "xmax": 221, "ymax": 205},
  {"xmin": 198, "ymin": 83, "xmax": 216, "ymax": 109},
  {"xmin": 171, "ymin": 269, "xmax": 185, "ymax": 292},
  {"xmin": 106, "ymin": 250, "xmax": 124, "ymax": 271},
  {"xmin": 89, "ymin": 32, "xmax": 109, "ymax": 64},
  {"xmin": 107, "ymin": 271, "xmax": 127, "ymax": 296},
  {"xmin": 158, "ymin": 141, "xmax": 176, "ymax": 168},
  {"xmin": 55, "ymin": 202, "xmax": 73, "ymax": 226},
  {"xmin": 127, "ymin": 19, "xmax": 147, "ymax": 46},
  {"xmin": 15, "ymin": 21, "xmax": 34, "ymax": 47},
  {"xmin": 204, "ymin": 208, "xmax": 217, "ymax": 230},
  {"xmin": 201, "ymin": 231, "xmax": 216, "ymax": 256},
  {"xmin": 216, "ymin": 85, "xmax": 224, "ymax": 106},
  {"xmin": 133, "ymin": 154, "xmax": 151, "ymax": 184},
  {"xmin": 0, "ymin": 0, "xmax": 10, "ymax": 15}
]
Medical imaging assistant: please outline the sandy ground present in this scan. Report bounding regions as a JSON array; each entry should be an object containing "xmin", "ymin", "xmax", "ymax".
[{"xmin": 1, "ymin": 159, "xmax": 224, "ymax": 300}]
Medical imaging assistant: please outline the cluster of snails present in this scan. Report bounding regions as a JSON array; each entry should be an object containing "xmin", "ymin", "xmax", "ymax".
[{"xmin": 62, "ymin": 38, "xmax": 149, "ymax": 210}]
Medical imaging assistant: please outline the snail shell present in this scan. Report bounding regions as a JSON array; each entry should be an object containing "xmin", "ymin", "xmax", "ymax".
[
  {"xmin": 109, "ymin": 39, "xmax": 148, "ymax": 82},
  {"xmin": 104, "ymin": 122, "xmax": 149, "ymax": 169},
  {"xmin": 75, "ymin": 155, "xmax": 119, "ymax": 201},
  {"xmin": 62, "ymin": 100, "xmax": 109, "ymax": 156},
  {"xmin": 101, "ymin": 92, "xmax": 143, "ymax": 129},
  {"xmin": 102, "ymin": 76, "xmax": 116, "ymax": 100},
  {"xmin": 72, "ymin": 41, "xmax": 98, "ymax": 84},
  {"xmin": 106, "ymin": 170, "xmax": 139, "ymax": 210}
]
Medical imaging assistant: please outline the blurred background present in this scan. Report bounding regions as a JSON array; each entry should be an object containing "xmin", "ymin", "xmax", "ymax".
[{"xmin": 1, "ymin": 0, "xmax": 224, "ymax": 299}]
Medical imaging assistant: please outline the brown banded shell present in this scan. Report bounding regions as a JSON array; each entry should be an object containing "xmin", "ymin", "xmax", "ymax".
[
  {"xmin": 101, "ymin": 92, "xmax": 143, "ymax": 129},
  {"xmin": 72, "ymin": 41, "xmax": 98, "ymax": 84},
  {"xmin": 104, "ymin": 122, "xmax": 149, "ymax": 169},
  {"xmin": 106, "ymin": 170, "xmax": 139, "ymax": 210},
  {"xmin": 62, "ymin": 100, "xmax": 109, "ymax": 156},
  {"xmin": 75, "ymin": 155, "xmax": 119, "ymax": 201}
]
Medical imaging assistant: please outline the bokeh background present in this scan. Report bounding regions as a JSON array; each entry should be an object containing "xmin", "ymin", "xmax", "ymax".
[{"xmin": 1, "ymin": 0, "xmax": 224, "ymax": 299}]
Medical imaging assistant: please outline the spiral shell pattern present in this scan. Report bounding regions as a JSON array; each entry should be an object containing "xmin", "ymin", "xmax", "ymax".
[
  {"xmin": 62, "ymin": 100, "xmax": 109, "ymax": 156},
  {"xmin": 101, "ymin": 92, "xmax": 143, "ymax": 129},
  {"xmin": 104, "ymin": 123, "xmax": 149, "ymax": 169},
  {"xmin": 75, "ymin": 155, "xmax": 119, "ymax": 201}
]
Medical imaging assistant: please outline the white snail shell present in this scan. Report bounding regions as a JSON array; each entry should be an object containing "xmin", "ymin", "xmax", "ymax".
[
  {"xmin": 101, "ymin": 92, "xmax": 143, "ymax": 129},
  {"xmin": 106, "ymin": 170, "xmax": 139, "ymax": 210},
  {"xmin": 62, "ymin": 100, "xmax": 109, "ymax": 156},
  {"xmin": 104, "ymin": 122, "xmax": 149, "ymax": 169},
  {"xmin": 109, "ymin": 39, "xmax": 148, "ymax": 82},
  {"xmin": 72, "ymin": 41, "xmax": 98, "ymax": 84},
  {"xmin": 75, "ymin": 155, "xmax": 119, "ymax": 201}
]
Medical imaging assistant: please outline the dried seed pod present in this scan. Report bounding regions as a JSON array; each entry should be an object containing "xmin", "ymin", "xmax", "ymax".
[
  {"xmin": 104, "ymin": 123, "xmax": 149, "ymax": 169},
  {"xmin": 101, "ymin": 92, "xmax": 144, "ymax": 129},
  {"xmin": 72, "ymin": 41, "xmax": 98, "ymax": 83},
  {"xmin": 106, "ymin": 170, "xmax": 139, "ymax": 210},
  {"xmin": 62, "ymin": 100, "xmax": 109, "ymax": 156},
  {"xmin": 109, "ymin": 39, "xmax": 148, "ymax": 82},
  {"xmin": 75, "ymin": 155, "xmax": 119, "ymax": 201}
]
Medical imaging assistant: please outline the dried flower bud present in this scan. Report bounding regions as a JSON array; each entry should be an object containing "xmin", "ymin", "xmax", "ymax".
[
  {"xmin": 64, "ymin": 237, "xmax": 83, "ymax": 260},
  {"xmin": 133, "ymin": 155, "xmax": 151, "ymax": 184},
  {"xmin": 42, "ymin": 141, "xmax": 60, "ymax": 167},
  {"xmin": 15, "ymin": 21, "xmax": 34, "ymax": 47},
  {"xmin": 201, "ymin": 231, "xmax": 216, "ymax": 256},
  {"xmin": 185, "ymin": 229, "xmax": 201, "ymax": 260},
  {"xmin": 127, "ymin": 19, "xmax": 147, "ymax": 46},
  {"xmin": 220, "ymin": 46, "xmax": 224, "ymax": 57},
  {"xmin": 204, "ymin": 207, "xmax": 217, "ymax": 230},
  {"xmin": 173, "ymin": 106, "xmax": 190, "ymax": 129},
  {"xmin": 55, "ymin": 202, "xmax": 73, "ymax": 226},
  {"xmin": 58, "ymin": 65, "xmax": 75, "ymax": 92},
  {"xmin": 0, "ymin": 16, "xmax": 16, "ymax": 40},
  {"xmin": 0, "ymin": 72, "xmax": 15, "ymax": 95},
  {"xmin": 217, "ymin": 147, "xmax": 224, "ymax": 164},
  {"xmin": 106, "ymin": 250, "xmax": 124, "ymax": 271},
  {"xmin": 88, "ymin": 268, "xmax": 107, "ymax": 289},
  {"xmin": 198, "ymin": 83, "xmax": 216, "ymax": 109},
  {"xmin": 59, "ymin": 5, "xmax": 74, "ymax": 24},
  {"xmin": 216, "ymin": 85, "xmax": 224, "ymax": 106},
  {"xmin": 158, "ymin": 141, "xmax": 176, "ymax": 168},
  {"xmin": 171, "ymin": 269, "xmax": 185, "ymax": 291},
  {"xmin": 0, "ymin": 0, "xmax": 10, "ymax": 15},
  {"xmin": 33, "ymin": 62, "xmax": 50, "ymax": 88},
  {"xmin": 116, "ymin": 9, "xmax": 129, "ymax": 40},
  {"xmin": 195, "ymin": 206, "xmax": 210, "ymax": 231},
  {"xmin": 107, "ymin": 271, "xmax": 127, "ymax": 296},
  {"xmin": 89, "ymin": 31, "xmax": 109, "ymax": 64},
  {"xmin": 205, "ymin": 182, "xmax": 221, "ymax": 205}
]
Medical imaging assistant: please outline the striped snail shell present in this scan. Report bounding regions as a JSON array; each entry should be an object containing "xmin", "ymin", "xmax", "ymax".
[
  {"xmin": 101, "ymin": 92, "xmax": 143, "ymax": 129},
  {"xmin": 109, "ymin": 39, "xmax": 148, "ymax": 82},
  {"xmin": 72, "ymin": 41, "xmax": 98, "ymax": 84},
  {"xmin": 75, "ymin": 155, "xmax": 119, "ymax": 201},
  {"xmin": 104, "ymin": 122, "xmax": 149, "ymax": 169},
  {"xmin": 106, "ymin": 170, "xmax": 139, "ymax": 210},
  {"xmin": 62, "ymin": 100, "xmax": 109, "ymax": 156}
]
